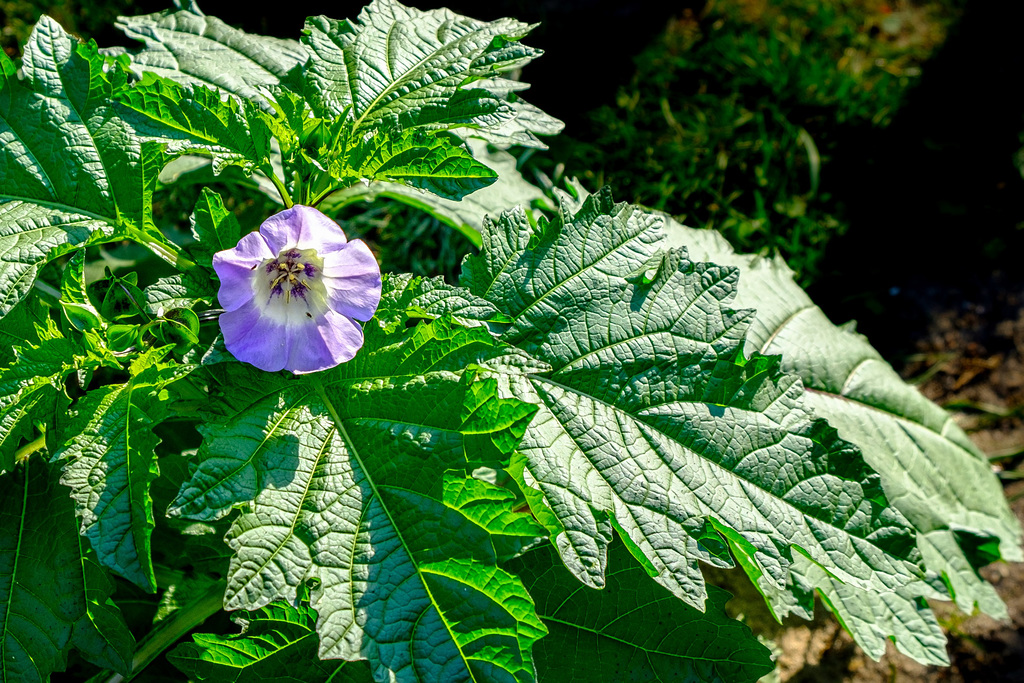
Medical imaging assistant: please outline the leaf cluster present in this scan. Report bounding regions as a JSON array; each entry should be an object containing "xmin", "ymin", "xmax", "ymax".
[{"xmin": 0, "ymin": 1, "xmax": 1017, "ymax": 682}]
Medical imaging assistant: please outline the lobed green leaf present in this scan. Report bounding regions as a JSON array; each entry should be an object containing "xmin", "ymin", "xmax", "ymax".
[
  {"xmin": 331, "ymin": 127, "xmax": 497, "ymax": 201},
  {"xmin": 0, "ymin": 19, "xmax": 179, "ymax": 316},
  {"xmin": 116, "ymin": 74, "xmax": 274, "ymax": 176},
  {"xmin": 53, "ymin": 349, "xmax": 193, "ymax": 591},
  {"xmin": 456, "ymin": 188, "xmax": 922, "ymax": 616},
  {"xmin": 190, "ymin": 187, "xmax": 244, "ymax": 265},
  {"xmin": 0, "ymin": 320, "xmax": 81, "ymax": 474},
  {"xmin": 302, "ymin": 1, "xmax": 539, "ymax": 135},
  {"xmin": 171, "ymin": 319, "xmax": 545, "ymax": 682},
  {"xmin": 323, "ymin": 140, "xmax": 550, "ymax": 247},
  {"xmin": 661, "ymin": 213, "xmax": 1020, "ymax": 649},
  {"xmin": 114, "ymin": 0, "xmax": 307, "ymax": 105},
  {"xmin": 169, "ymin": 585, "xmax": 373, "ymax": 682}
]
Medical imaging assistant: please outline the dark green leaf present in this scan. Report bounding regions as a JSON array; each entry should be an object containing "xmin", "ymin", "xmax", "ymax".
[
  {"xmin": 169, "ymin": 584, "xmax": 374, "ymax": 682},
  {"xmin": 116, "ymin": 74, "xmax": 273, "ymax": 175},
  {"xmin": 333, "ymin": 128, "xmax": 497, "ymax": 201},
  {"xmin": 145, "ymin": 269, "xmax": 217, "ymax": 315},
  {"xmin": 0, "ymin": 457, "xmax": 134, "ymax": 681},
  {"xmin": 0, "ymin": 297, "xmax": 47, "ymax": 368},
  {"xmin": 0, "ymin": 319, "xmax": 79, "ymax": 474},
  {"xmin": 510, "ymin": 543, "xmax": 775, "ymax": 683},
  {"xmin": 190, "ymin": 187, "xmax": 243, "ymax": 266},
  {"xmin": 60, "ymin": 251, "xmax": 104, "ymax": 332}
]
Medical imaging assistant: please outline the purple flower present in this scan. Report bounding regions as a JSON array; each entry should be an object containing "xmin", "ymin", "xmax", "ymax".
[{"xmin": 213, "ymin": 205, "xmax": 381, "ymax": 374}]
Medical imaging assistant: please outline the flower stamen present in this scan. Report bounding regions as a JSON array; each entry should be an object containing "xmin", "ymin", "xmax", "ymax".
[{"xmin": 253, "ymin": 246, "xmax": 328, "ymax": 321}]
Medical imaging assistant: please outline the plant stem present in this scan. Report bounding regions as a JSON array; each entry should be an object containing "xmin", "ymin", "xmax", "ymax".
[
  {"xmin": 105, "ymin": 580, "xmax": 225, "ymax": 682},
  {"xmin": 32, "ymin": 279, "xmax": 61, "ymax": 302},
  {"xmin": 134, "ymin": 232, "xmax": 197, "ymax": 271},
  {"xmin": 14, "ymin": 433, "xmax": 46, "ymax": 463},
  {"xmin": 267, "ymin": 170, "xmax": 294, "ymax": 208},
  {"xmin": 310, "ymin": 184, "xmax": 341, "ymax": 208}
]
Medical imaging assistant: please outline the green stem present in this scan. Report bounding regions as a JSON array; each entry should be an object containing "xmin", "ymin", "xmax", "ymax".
[
  {"xmin": 32, "ymin": 279, "xmax": 61, "ymax": 302},
  {"xmin": 134, "ymin": 232, "xmax": 196, "ymax": 271},
  {"xmin": 294, "ymin": 169, "xmax": 305, "ymax": 207},
  {"xmin": 309, "ymin": 184, "xmax": 341, "ymax": 208},
  {"xmin": 14, "ymin": 432, "xmax": 46, "ymax": 464},
  {"xmin": 267, "ymin": 170, "xmax": 294, "ymax": 209},
  {"xmin": 105, "ymin": 580, "xmax": 225, "ymax": 682}
]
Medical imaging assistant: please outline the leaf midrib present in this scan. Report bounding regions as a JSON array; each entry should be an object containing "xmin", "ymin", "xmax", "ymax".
[
  {"xmin": 0, "ymin": 115, "xmax": 58, "ymax": 199},
  {"xmin": 0, "ymin": 195, "xmax": 116, "ymax": 226},
  {"xmin": 531, "ymin": 373, "xmax": 908, "ymax": 569},
  {"xmin": 349, "ymin": 14, "xmax": 507, "ymax": 133},
  {"xmin": 549, "ymin": 266, "xmax": 736, "ymax": 378},
  {"xmin": 51, "ymin": 40, "xmax": 119, "ymax": 211},
  {"xmin": 124, "ymin": 18, "xmax": 292, "ymax": 83},
  {"xmin": 758, "ymin": 302, "xmax": 984, "ymax": 464},
  {"xmin": 228, "ymin": 425, "xmax": 335, "ymax": 604},
  {"xmin": 803, "ymin": 387, "xmax": 983, "ymax": 463},
  {"xmin": 204, "ymin": 628, "xmax": 317, "ymax": 667},
  {"xmin": 312, "ymin": 380, "xmax": 480, "ymax": 683},
  {"xmin": 483, "ymin": 210, "xmax": 650, "ymax": 324},
  {"xmin": 0, "ymin": 461, "xmax": 30, "ymax": 683}
]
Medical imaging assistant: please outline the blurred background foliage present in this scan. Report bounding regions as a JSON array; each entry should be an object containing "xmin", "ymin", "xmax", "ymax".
[
  {"xmin": 537, "ymin": 0, "xmax": 965, "ymax": 284},
  {"xmin": 0, "ymin": 0, "xmax": 131, "ymax": 53},
  {"xmin": 0, "ymin": 0, "xmax": 972, "ymax": 287}
]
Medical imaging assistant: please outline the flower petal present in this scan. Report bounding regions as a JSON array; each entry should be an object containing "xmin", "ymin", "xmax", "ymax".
[
  {"xmin": 321, "ymin": 240, "xmax": 383, "ymax": 322},
  {"xmin": 214, "ymin": 262, "xmax": 258, "ymax": 312},
  {"xmin": 215, "ymin": 206, "xmax": 378, "ymax": 374},
  {"xmin": 260, "ymin": 205, "xmax": 349, "ymax": 254},
  {"xmin": 213, "ymin": 232, "xmax": 273, "ymax": 312},
  {"xmin": 220, "ymin": 300, "xmax": 288, "ymax": 372},
  {"xmin": 287, "ymin": 310, "xmax": 365, "ymax": 374}
]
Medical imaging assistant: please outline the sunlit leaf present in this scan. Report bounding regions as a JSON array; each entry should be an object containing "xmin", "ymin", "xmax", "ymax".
[
  {"xmin": 453, "ymin": 188, "xmax": 922, "ymax": 615},
  {"xmin": 53, "ymin": 349, "xmax": 193, "ymax": 591},
  {"xmin": 0, "ymin": 20, "xmax": 177, "ymax": 316},
  {"xmin": 170, "ymin": 319, "xmax": 545, "ymax": 682},
  {"xmin": 114, "ymin": 0, "xmax": 307, "ymax": 105}
]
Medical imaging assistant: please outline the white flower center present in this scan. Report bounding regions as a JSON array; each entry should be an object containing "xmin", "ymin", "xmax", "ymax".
[{"xmin": 253, "ymin": 247, "xmax": 330, "ymax": 324}]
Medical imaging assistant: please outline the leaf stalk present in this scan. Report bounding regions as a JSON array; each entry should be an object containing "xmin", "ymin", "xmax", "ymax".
[
  {"xmin": 266, "ymin": 169, "xmax": 294, "ymax": 209},
  {"xmin": 134, "ymin": 232, "xmax": 197, "ymax": 272},
  {"xmin": 14, "ymin": 432, "xmax": 47, "ymax": 463},
  {"xmin": 104, "ymin": 579, "xmax": 225, "ymax": 682}
]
